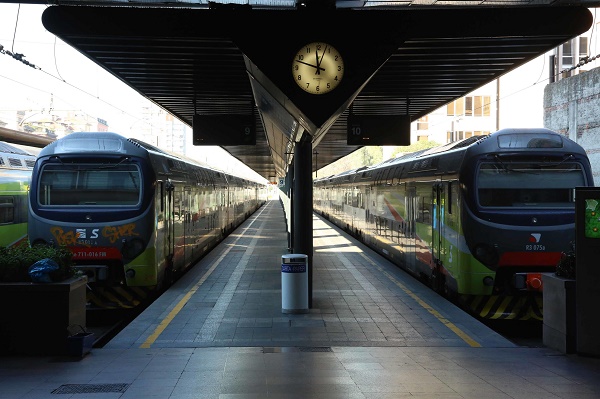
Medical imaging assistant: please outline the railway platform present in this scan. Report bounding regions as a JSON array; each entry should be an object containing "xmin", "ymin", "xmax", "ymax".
[{"xmin": 2, "ymin": 199, "xmax": 600, "ymax": 398}]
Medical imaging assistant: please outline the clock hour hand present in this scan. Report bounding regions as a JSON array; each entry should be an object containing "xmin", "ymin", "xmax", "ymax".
[{"xmin": 318, "ymin": 45, "xmax": 327, "ymax": 70}]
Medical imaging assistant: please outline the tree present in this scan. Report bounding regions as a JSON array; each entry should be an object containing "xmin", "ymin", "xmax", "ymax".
[
  {"xmin": 389, "ymin": 140, "xmax": 440, "ymax": 159},
  {"xmin": 316, "ymin": 141, "xmax": 441, "ymax": 179}
]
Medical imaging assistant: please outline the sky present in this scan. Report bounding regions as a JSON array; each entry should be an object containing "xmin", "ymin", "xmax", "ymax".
[{"xmin": 0, "ymin": 4, "xmax": 149, "ymax": 134}]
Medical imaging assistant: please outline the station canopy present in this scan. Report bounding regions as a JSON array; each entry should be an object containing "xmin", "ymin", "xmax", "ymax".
[{"xmin": 15, "ymin": 0, "xmax": 599, "ymax": 182}]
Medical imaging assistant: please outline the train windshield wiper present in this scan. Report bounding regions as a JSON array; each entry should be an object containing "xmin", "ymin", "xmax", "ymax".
[{"xmin": 492, "ymin": 155, "xmax": 534, "ymax": 174}]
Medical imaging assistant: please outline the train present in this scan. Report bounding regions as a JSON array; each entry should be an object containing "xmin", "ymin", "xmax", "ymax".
[
  {"xmin": 0, "ymin": 141, "xmax": 36, "ymax": 248},
  {"xmin": 28, "ymin": 132, "xmax": 267, "ymax": 309},
  {"xmin": 314, "ymin": 128, "xmax": 594, "ymax": 320}
]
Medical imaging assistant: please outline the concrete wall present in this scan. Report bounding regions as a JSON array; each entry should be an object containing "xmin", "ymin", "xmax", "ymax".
[{"xmin": 544, "ymin": 68, "xmax": 600, "ymax": 186}]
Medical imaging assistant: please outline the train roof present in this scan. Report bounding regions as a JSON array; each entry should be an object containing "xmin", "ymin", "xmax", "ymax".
[
  {"xmin": 36, "ymin": 132, "xmax": 266, "ymax": 185},
  {"xmin": 316, "ymin": 128, "xmax": 586, "ymax": 184},
  {"xmin": 0, "ymin": 141, "xmax": 36, "ymax": 170}
]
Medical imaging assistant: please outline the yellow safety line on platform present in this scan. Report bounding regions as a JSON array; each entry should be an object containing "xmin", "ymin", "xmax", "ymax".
[
  {"xmin": 139, "ymin": 250, "xmax": 226, "ymax": 349},
  {"xmin": 359, "ymin": 253, "xmax": 482, "ymax": 348},
  {"xmin": 139, "ymin": 205, "xmax": 267, "ymax": 349}
]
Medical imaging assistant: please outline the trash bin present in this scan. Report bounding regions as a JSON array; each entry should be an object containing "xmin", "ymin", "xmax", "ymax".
[{"xmin": 281, "ymin": 254, "xmax": 308, "ymax": 314}]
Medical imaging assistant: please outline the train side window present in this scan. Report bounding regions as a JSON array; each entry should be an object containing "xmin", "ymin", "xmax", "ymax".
[
  {"xmin": 0, "ymin": 197, "xmax": 15, "ymax": 224},
  {"xmin": 160, "ymin": 181, "xmax": 164, "ymax": 212},
  {"xmin": 447, "ymin": 182, "xmax": 452, "ymax": 215},
  {"xmin": 385, "ymin": 168, "xmax": 393, "ymax": 185}
]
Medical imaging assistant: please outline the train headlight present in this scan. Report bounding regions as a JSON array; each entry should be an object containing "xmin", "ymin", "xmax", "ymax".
[
  {"xmin": 473, "ymin": 243, "xmax": 499, "ymax": 268},
  {"xmin": 121, "ymin": 238, "xmax": 145, "ymax": 261}
]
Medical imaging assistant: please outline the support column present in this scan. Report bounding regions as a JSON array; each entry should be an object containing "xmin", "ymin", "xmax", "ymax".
[{"xmin": 292, "ymin": 135, "xmax": 313, "ymax": 307}]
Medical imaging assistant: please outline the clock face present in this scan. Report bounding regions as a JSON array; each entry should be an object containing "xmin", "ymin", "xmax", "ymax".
[{"xmin": 292, "ymin": 42, "xmax": 344, "ymax": 95}]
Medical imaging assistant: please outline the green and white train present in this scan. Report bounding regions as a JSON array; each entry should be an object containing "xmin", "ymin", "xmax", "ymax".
[
  {"xmin": 314, "ymin": 128, "xmax": 593, "ymax": 320},
  {"xmin": 0, "ymin": 142, "xmax": 36, "ymax": 248},
  {"xmin": 28, "ymin": 132, "xmax": 267, "ymax": 309}
]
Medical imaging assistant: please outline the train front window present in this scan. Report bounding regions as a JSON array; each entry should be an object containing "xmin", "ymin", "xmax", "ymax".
[
  {"xmin": 477, "ymin": 162, "xmax": 585, "ymax": 208},
  {"xmin": 38, "ymin": 164, "xmax": 141, "ymax": 206}
]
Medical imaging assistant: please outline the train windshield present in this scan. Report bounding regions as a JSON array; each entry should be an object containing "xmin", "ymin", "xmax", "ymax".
[
  {"xmin": 477, "ymin": 161, "xmax": 585, "ymax": 208},
  {"xmin": 37, "ymin": 163, "xmax": 141, "ymax": 206}
]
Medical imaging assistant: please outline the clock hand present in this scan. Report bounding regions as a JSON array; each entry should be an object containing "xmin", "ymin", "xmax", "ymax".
[
  {"xmin": 315, "ymin": 48, "xmax": 321, "ymax": 75},
  {"xmin": 318, "ymin": 45, "xmax": 327, "ymax": 71},
  {"xmin": 295, "ymin": 59, "xmax": 326, "ymax": 73}
]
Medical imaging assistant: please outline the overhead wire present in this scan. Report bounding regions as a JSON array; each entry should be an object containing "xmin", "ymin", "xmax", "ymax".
[
  {"xmin": 0, "ymin": 72, "xmax": 101, "ymax": 123},
  {"xmin": 0, "ymin": 3, "xmax": 161, "ymax": 132},
  {"xmin": 11, "ymin": 3, "xmax": 19, "ymax": 53},
  {"xmin": 53, "ymin": 36, "xmax": 66, "ymax": 82},
  {"xmin": 0, "ymin": 36, "xmax": 158, "ymax": 130}
]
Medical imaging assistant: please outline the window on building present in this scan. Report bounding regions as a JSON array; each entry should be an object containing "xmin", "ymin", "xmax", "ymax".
[
  {"xmin": 474, "ymin": 97, "xmax": 482, "ymax": 116},
  {"xmin": 562, "ymin": 40, "xmax": 573, "ymax": 66},
  {"xmin": 455, "ymin": 98, "xmax": 464, "ymax": 116},
  {"xmin": 483, "ymin": 97, "xmax": 491, "ymax": 116},
  {"xmin": 465, "ymin": 97, "xmax": 473, "ymax": 116},
  {"xmin": 448, "ymin": 95, "xmax": 491, "ymax": 118},
  {"xmin": 580, "ymin": 37, "xmax": 589, "ymax": 58},
  {"xmin": 417, "ymin": 116, "xmax": 429, "ymax": 130}
]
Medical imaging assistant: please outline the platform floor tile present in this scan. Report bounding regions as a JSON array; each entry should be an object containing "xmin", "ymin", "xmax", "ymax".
[{"xmin": 108, "ymin": 201, "xmax": 512, "ymax": 350}]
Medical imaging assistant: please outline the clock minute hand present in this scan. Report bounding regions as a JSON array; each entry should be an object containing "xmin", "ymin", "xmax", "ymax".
[
  {"xmin": 315, "ymin": 48, "xmax": 321, "ymax": 75},
  {"xmin": 295, "ymin": 59, "xmax": 326, "ymax": 73}
]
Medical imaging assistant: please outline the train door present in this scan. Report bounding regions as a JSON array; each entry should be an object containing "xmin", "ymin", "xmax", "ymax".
[
  {"xmin": 172, "ymin": 184, "xmax": 186, "ymax": 274},
  {"xmin": 364, "ymin": 185, "xmax": 372, "ymax": 239},
  {"xmin": 164, "ymin": 180, "xmax": 175, "ymax": 284},
  {"xmin": 183, "ymin": 186, "xmax": 192, "ymax": 264},
  {"xmin": 404, "ymin": 185, "xmax": 417, "ymax": 273},
  {"xmin": 223, "ymin": 189, "xmax": 230, "ymax": 233},
  {"xmin": 432, "ymin": 182, "xmax": 445, "ymax": 292},
  {"xmin": 444, "ymin": 181, "xmax": 457, "ymax": 286}
]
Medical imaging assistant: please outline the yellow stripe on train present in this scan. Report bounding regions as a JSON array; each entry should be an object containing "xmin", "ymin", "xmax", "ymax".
[{"xmin": 461, "ymin": 294, "xmax": 543, "ymax": 321}]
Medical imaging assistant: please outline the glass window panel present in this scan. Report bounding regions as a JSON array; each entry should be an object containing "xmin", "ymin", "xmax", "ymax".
[
  {"xmin": 465, "ymin": 97, "xmax": 473, "ymax": 116},
  {"xmin": 0, "ymin": 197, "xmax": 14, "ymax": 224},
  {"xmin": 563, "ymin": 40, "xmax": 573, "ymax": 65},
  {"xmin": 483, "ymin": 96, "xmax": 491, "ymax": 116},
  {"xmin": 38, "ymin": 164, "xmax": 141, "ymax": 206},
  {"xmin": 456, "ymin": 98, "xmax": 464, "ymax": 116},
  {"xmin": 580, "ymin": 36, "xmax": 589, "ymax": 57},
  {"xmin": 474, "ymin": 96, "xmax": 482, "ymax": 116},
  {"xmin": 477, "ymin": 162, "xmax": 585, "ymax": 208},
  {"xmin": 497, "ymin": 133, "xmax": 563, "ymax": 149}
]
